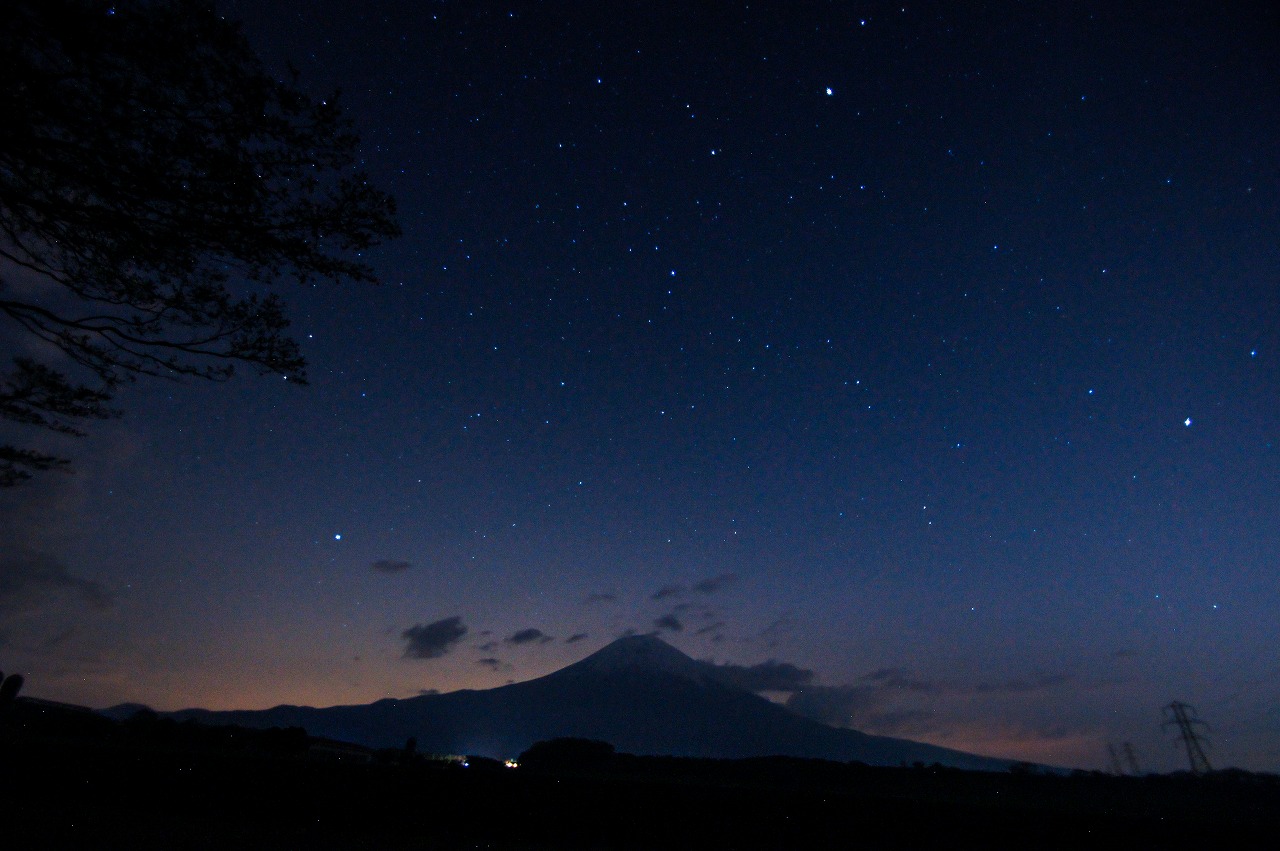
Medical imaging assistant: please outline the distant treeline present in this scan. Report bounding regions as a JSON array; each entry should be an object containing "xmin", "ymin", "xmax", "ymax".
[{"xmin": 7, "ymin": 698, "xmax": 310, "ymax": 757}]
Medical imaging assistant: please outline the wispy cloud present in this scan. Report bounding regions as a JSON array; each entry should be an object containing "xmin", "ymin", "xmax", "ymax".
[
  {"xmin": 505, "ymin": 628, "xmax": 553, "ymax": 645},
  {"xmin": 0, "ymin": 550, "xmax": 112, "ymax": 612},
  {"xmin": 975, "ymin": 674, "xmax": 1072, "ymax": 695},
  {"xmin": 371, "ymin": 559, "xmax": 412, "ymax": 574},
  {"xmin": 401, "ymin": 616, "xmax": 467, "ymax": 659},
  {"xmin": 786, "ymin": 684, "xmax": 883, "ymax": 727},
  {"xmin": 692, "ymin": 573, "xmax": 736, "ymax": 595},
  {"xmin": 786, "ymin": 668, "xmax": 1076, "ymax": 735},
  {"xmin": 859, "ymin": 667, "xmax": 939, "ymax": 693},
  {"xmin": 653, "ymin": 613, "xmax": 683, "ymax": 632},
  {"xmin": 704, "ymin": 659, "xmax": 814, "ymax": 692}
]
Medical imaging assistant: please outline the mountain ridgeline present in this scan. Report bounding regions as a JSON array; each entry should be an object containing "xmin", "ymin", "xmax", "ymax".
[{"xmin": 111, "ymin": 636, "xmax": 1011, "ymax": 771}]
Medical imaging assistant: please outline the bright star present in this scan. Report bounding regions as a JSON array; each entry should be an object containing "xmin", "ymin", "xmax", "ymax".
[{"xmin": 1184, "ymin": 418, "xmax": 1192, "ymax": 427}]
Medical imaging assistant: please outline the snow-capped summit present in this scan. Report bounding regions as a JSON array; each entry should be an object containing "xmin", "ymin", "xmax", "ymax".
[{"xmin": 558, "ymin": 634, "xmax": 710, "ymax": 680}]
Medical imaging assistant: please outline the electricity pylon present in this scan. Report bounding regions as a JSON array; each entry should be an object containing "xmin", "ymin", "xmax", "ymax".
[
  {"xmin": 1162, "ymin": 701, "xmax": 1213, "ymax": 774},
  {"xmin": 1107, "ymin": 741, "xmax": 1143, "ymax": 776},
  {"xmin": 1122, "ymin": 741, "xmax": 1141, "ymax": 776},
  {"xmin": 1107, "ymin": 743, "xmax": 1125, "ymax": 775}
]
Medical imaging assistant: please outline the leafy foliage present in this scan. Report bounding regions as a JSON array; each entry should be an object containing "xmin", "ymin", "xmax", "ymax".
[{"xmin": 0, "ymin": 0, "xmax": 398, "ymax": 483}]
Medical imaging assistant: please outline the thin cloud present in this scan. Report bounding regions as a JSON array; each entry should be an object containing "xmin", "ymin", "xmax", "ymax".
[
  {"xmin": 650, "ymin": 585, "xmax": 682, "ymax": 601},
  {"xmin": 786, "ymin": 684, "xmax": 883, "ymax": 727},
  {"xmin": 653, "ymin": 613, "xmax": 683, "ymax": 632},
  {"xmin": 476, "ymin": 657, "xmax": 504, "ymax": 671},
  {"xmin": 787, "ymin": 668, "xmax": 1076, "ymax": 734},
  {"xmin": 692, "ymin": 572, "xmax": 737, "ymax": 595},
  {"xmin": 0, "ymin": 550, "xmax": 112, "ymax": 612},
  {"xmin": 788, "ymin": 678, "xmax": 1085, "ymax": 744},
  {"xmin": 401, "ymin": 616, "xmax": 467, "ymax": 659},
  {"xmin": 705, "ymin": 659, "xmax": 814, "ymax": 693},
  {"xmin": 505, "ymin": 628, "xmax": 552, "ymax": 645},
  {"xmin": 859, "ymin": 668, "xmax": 939, "ymax": 694},
  {"xmin": 974, "ymin": 673, "xmax": 1073, "ymax": 695},
  {"xmin": 371, "ymin": 559, "xmax": 412, "ymax": 574},
  {"xmin": 585, "ymin": 592, "xmax": 617, "ymax": 604},
  {"xmin": 565, "ymin": 633, "xmax": 588, "ymax": 644},
  {"xmin": 39, "ymin": 627, "xmax": 77, "ymax": 650},
  {"xmin": 858, "ymin": 667, "xmax": 1072, "ymax": 697},
  {"xmin": 759, "ymin": 617, "xmax": 795, "ymax": 640}
]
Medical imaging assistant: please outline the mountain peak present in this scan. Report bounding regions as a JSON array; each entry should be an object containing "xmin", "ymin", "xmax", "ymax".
[
  {"xmin": 143, "ymin": 629, "xmax": 1016, "ymax": 770},
  {"xmin": 569, "ymin": 633, "xmax": 707, "ymax": 679}
]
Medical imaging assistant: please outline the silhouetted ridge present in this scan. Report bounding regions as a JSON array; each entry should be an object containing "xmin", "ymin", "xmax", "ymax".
[{"xmin": 124, "ymin": 634, "xmax": 1016, "ymax": 771}]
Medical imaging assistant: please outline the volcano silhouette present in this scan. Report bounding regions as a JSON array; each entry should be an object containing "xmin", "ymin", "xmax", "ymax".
[{"xmin": 127, "ymin": 635, "xmax": 1012, "ymax": 770}]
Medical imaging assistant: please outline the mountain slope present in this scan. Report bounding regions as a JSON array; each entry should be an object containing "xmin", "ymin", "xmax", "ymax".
[{"xmin": 122, "ymin": 635, "xmax": 1012, "ymax": 771}]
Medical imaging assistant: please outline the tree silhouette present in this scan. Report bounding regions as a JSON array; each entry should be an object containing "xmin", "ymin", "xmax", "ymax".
[
  {"xmin": 518, "ymin": 737, "xmax": 617, "ymax": 770},
  {"xmin": 0, "ymin": 0, "xmax": 399, "ymax": 484}
]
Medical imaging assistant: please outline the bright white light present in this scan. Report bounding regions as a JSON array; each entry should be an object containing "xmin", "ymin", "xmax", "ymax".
[
  {"xmin": 334, "ymin": 533, "xmax": 342, "ymax": 540},
  {"xmin": 825, "ymin": 87, "xmax": 833, "ymax": 95},
  {"xmin": 1184, "ymin": 418, "xmax": 1192, "ymax": 427}
]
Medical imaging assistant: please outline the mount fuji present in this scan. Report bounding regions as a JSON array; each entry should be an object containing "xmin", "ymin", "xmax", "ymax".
[{"xmin": 119, "ymin": 635, "xmax": 1013, "ymax": 771}]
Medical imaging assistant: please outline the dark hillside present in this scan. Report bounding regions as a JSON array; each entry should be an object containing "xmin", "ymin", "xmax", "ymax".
[{"xmin": 3, "ymin": 698, "xmax": 1277, "ymax": 850}]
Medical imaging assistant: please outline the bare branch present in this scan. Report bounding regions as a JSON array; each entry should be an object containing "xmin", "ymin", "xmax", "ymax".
[{"xmin": 0, "ymin": 0, "xmax": 397, "ymax": 482}]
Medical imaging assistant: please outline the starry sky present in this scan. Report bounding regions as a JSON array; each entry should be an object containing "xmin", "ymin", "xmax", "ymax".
[{"xmin": 2, "ymin": 0, "xmax": 1277, "ymax": 772}]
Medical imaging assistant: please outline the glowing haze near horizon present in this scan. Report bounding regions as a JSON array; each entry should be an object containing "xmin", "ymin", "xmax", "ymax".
[{"xmin": 2, "ymin": 0, "xmax": 1277, "ymax": 772}]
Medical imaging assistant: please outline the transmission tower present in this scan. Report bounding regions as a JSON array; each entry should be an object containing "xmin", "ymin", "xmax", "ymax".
[
  {"xmin": 1162, "ymin": 701, "xmax": 1213, "ymax": 774},
  {"xmin": 1106, "ymin": 743, "xmax": 1125, "ymax": 775},
  {"xmin": 1122, "ymin": 741, "xmax": 1141, "ymax": 776}
]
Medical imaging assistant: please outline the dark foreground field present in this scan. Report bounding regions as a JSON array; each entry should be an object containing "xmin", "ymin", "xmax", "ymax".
[{"xmin": 2, "ymin": 701, "xmax": 1276, "ymax": 849}]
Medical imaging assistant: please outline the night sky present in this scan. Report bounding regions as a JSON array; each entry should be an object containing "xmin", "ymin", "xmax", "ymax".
[{"xmin": 2, "ymin": 0, "xmax": 1277, "ymax": 772}]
